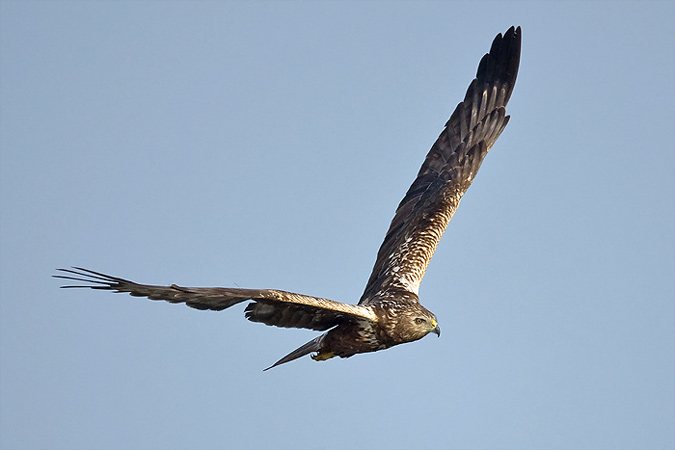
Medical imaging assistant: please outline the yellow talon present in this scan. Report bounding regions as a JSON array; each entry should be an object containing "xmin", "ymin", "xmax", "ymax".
[{"xmin": 312, "ymin": 351, "xmax": 336, "ymax": 361}]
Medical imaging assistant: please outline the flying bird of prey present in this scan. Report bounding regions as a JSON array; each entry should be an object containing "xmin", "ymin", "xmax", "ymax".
[{"xmin": 55, "ymin": 26, "xmax": 521, "ymax": 370}]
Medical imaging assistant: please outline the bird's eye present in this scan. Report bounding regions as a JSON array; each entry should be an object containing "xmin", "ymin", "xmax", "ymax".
[{"xmin": 414, "ymin": 317, "xmax": 427, "ymax": 325}]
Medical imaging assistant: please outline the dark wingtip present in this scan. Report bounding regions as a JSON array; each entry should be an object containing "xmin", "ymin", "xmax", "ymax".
[
  {"xmin": 52, "ymin": 267, "xmax": 128, "ymax": 289},
  {"xmin": 473, "ymin": 25, "xmax": 521, "ymax": 107}
]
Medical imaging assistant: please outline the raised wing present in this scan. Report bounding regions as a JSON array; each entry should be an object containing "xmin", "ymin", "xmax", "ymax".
[
  {"xmin": 55, "ymin": 267, "xmax": 377, "ymax": 331},
  {"xmin": 359, "ymin": 26, "xmax": 521, "ymax": 304}
]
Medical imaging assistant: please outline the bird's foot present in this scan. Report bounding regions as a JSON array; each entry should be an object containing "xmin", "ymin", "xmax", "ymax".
[{"xmin": 311, "ymin": 351, "xmax": 336, "ymax": 361}]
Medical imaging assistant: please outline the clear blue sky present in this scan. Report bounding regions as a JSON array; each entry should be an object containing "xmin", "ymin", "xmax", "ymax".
[{"xmin": 1, "ymin": 2, "xmax": 673, "ymax": 450}]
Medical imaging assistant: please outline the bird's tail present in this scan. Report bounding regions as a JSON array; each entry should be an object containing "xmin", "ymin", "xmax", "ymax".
[{"xmin": 263, "ymin": 334, "xmax": 325, "ymax": 371}]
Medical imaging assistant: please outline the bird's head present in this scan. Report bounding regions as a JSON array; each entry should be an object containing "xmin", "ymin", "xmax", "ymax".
[{"xmin": 394, "ymin": 304, "xmax": 441, "ymax": 342}]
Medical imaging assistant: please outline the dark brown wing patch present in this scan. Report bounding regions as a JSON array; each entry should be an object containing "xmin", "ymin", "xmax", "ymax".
[{"xmin": 245, "ymin": 300, "xmax": 351, "ymax": 331}]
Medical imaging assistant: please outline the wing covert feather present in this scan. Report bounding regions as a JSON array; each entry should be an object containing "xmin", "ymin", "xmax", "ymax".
[{"xmin": 359, "ymin": 26, "xmax": 521, "ymax": 304}]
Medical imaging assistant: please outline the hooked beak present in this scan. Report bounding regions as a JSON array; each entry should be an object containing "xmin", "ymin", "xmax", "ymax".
[{"xmin": 432, "ymin": 324, "xmax": 441, "ymax": 337}]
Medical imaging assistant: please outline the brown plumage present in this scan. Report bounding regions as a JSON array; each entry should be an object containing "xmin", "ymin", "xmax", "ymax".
[{"xmin": 55, "ymin": 26, "xmax": 521, "ymax": 370}]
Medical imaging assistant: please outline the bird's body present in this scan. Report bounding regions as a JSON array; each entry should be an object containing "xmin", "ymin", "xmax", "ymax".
[{"xmin": 56, "ymin": 26, "xmax": 521, "ymax": 370}]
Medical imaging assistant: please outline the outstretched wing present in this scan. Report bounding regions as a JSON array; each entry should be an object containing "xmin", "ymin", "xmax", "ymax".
[
  {"xmin": 55, "ymin": 267, "xmax": 376, "ymax": 331},
  {"xmin": 359, "ymin": 26, "xmax": 521, "ymax": 304}
]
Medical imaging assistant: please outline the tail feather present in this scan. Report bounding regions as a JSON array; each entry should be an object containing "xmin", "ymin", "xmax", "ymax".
[{"xmin": 263, "ymin": 334, "xmax": 325, "ymax": 371}]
